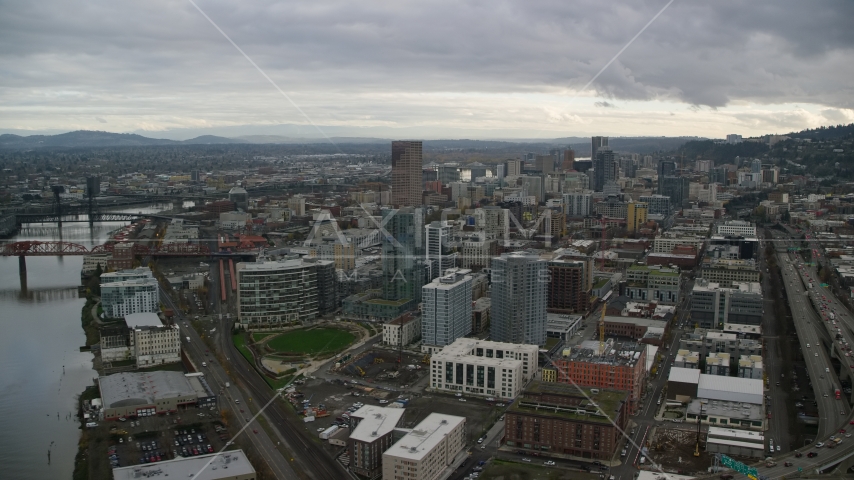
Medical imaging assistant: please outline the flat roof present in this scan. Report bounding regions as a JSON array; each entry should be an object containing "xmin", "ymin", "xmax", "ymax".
[
  {"xmin": 668, "ymin": 367, "xmax": 701, "ymax": 385},
  {"xmin": 604, "ymin": 316, "xmax": 668, "ymax": 328},
  {"xmin": 512, "ymin": 382, "xmax": 627, "ymax": 424},
  {"xmin": 125, "ymin": 312, "xmax": 163, "ymax": 328},
  {"xmin": 349, "ymin": 406, "xmax": 406, "ymax": 443},
  {"xmin": 707, "ymin": 426, "xmax": 764, "ymax": 442},
  {"xmin": 384, "ymin": 413, "xmax": 465, "ymax": 461},
  {"xmin": 705, "ymin": 437, "xmax": 765, "ymax": 450},
  {"xmin": 237, "ymin": 259, "xmax": 311, "ymax": 272},
  {"xmin": 698, "ymin": 374, "xmax": 763, "ymax": 396},
  {"xmin": 112, "ymin": 450, "xmax": 254, "ymax": 480},
  {"xmin": 99, "ymin": 372, "xmax": 197, "ymax": 409},
  {"xmin": 687, "ymin": 398, "xmax": 763, "ymax": 421},
  {"xmin": 636, "ymin": 472, "xmax": 695, "ymax": 480}
]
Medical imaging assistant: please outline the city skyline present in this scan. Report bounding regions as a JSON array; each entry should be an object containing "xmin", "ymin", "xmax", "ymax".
[{"xmin": 1, "ymin": 1, "xmax": 853, "ymax": 139}]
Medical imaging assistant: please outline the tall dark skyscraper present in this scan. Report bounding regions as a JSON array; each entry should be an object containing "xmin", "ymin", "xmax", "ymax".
[
  {"xmin": 592, "ymin": 147, "xmax": 617, "ymax": 192},
  {"xmin": 391, "ymin": 141, "xmax": 423, "ymax": 207},
  {"xmin": 591, "ymin": 136, "xmax": 609, "ymax": 161},
  {"xmin": 562, "ymin": 149, "xmax": 575, "ymax": 171},
  {"xmin": 381, "ymin": 207, "xmax": 426, "ymax": 303}
]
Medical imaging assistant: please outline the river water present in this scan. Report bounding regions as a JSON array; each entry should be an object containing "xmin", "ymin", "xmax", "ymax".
[{"xmin": 0, "ymin": 203, "xmax": 174, "ymax": 479}]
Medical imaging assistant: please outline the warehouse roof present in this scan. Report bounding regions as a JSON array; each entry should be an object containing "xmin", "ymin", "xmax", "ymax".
[
  {"xmin": 698, "ymin": 374, "xmax": 763, "ymax": 397},
  {"xmin": 124, "ymin": 312, "xmax": 163, "ymax": 327},
  {"xmin": 99, "ymin": 371, "xmax": 197, "ymax": 409},
  {"xmin": 668, "ymin": 367, "xmax": 701, "ymax": 385},
  {"xmin": 112, "ymin": 450, "xmax": 254, "ymax": 480}
]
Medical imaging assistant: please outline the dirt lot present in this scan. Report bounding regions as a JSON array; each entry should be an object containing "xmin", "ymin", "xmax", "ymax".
[
  {"xmin": 478, "ymin": 459, "xmax": 600, "ymax": 480},
  {"xmin": 334, "ymin": 347, "xmax": 430, "ymax": 387},
  {"xmin": 645, "ymin": 427, "xmax": 714, "ymax": 475},
  {"xmin": 95, "ymin": 404, "xmax": 237, "ymax": 471}
]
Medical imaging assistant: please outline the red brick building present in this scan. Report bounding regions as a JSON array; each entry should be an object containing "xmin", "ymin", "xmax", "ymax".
[
  {"xmin": 550, "ymin": 342, "xmax": 647, "ymax": 414},
  {"xmin": 504, "ymin": 381, "xmax": 628, "ymax": 460}
]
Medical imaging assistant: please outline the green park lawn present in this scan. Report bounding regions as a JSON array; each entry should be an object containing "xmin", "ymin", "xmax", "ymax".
[{"xmin": 266, "ymin": 327, "xmax": 355, "ymax": 356}]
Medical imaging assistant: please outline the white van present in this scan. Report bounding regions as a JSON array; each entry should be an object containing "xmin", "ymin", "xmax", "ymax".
[{"xmin": 86, "ymin": 422, "xmax": 98, "ymax": 428}]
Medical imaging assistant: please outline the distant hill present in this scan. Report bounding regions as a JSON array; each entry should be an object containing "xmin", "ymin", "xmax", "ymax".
[
  {"xmin": 673, "ymin": 140, "xmax": 770, "ymax": 164},
  {"xmin": 0, "ymin": 130, "xmax": 247, "ymax": 149},
  {"xmin": 182, "ymin": 135, "xmax": 247, "ymax": 145},
  {"xmin": 0, "ymin": 130, "xmax": 176, "ymax": 148},
  {"xmin": 788, "ymin": 123, "xmax": 854, "ymax": 141}
]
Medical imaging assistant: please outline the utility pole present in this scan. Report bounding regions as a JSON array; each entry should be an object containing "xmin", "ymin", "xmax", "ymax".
[{"xmin": 694, "ymin": 402, "xmax": 705, "ymax": 457}]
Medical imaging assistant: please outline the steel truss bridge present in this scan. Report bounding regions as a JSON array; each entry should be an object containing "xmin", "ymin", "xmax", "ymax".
[
  {"xmin": 15, "ymin": 212, "xmax": 144, "ymax": 224},
  {"xmin": 0, "ymin": 241, "xmax": 211, "ymax": 257}
]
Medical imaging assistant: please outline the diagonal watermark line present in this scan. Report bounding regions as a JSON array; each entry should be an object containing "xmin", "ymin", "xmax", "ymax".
[
  {"xmin": 186, "ymin": 0, "xmax": 343, "ymax": 153},
  {"xmin": 539, "ymin": 348, "xmax": 671, "ymax": 476},
  {"xmin": 535, "ymin": 0, "xmax": 676, "ymax": 137},
  {"xmin": 575, "ymin": 0, "xmax": 676, "ymax": 99}
]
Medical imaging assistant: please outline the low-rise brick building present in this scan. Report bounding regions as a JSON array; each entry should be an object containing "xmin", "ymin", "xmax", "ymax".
[{"xmin": 504, "ymin": 381, "xmax": 629, "ymax": 460}]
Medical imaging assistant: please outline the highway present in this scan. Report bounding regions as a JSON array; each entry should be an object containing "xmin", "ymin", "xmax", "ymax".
[
  {"xmin": 710, "ymin": 230, "xmax": 854, "ymax": 479},
  {"xmin": 159, "ymin": 286, "xmax": 300, "ymax": 479},
  {"xmin": 204, "ymin": 256, "xmax": 350, "ymax": 480}
]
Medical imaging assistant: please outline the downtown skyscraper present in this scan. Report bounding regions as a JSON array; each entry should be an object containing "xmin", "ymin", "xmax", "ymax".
[{"xmin": 391, "ymin": 140, "xmax": 423, "ymax": 207}]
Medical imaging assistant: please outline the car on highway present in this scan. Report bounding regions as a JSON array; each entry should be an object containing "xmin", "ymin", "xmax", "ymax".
[
  {"xmin": 808, "ymin": 452, "xmax": 818, "ymax": 458},
  {"xmin": 794, "ymin": 452, "xmax": 802, "ymax": 458},
  {"xmin": 544, "ymin": 460, "xmax": 556, "ymax": 466},
  {"xmin": 521, "ymin": 458, "xmax": 531, "ymax": 462}
]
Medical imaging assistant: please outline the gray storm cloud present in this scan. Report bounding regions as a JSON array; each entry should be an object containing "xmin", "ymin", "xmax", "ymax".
[{"xmin": 0, "ymin": 0, "xmax": 852, "ymax": 135}]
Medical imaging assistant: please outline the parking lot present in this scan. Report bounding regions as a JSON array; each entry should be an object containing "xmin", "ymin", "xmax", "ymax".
[
  {"xmin": 97, "ymin": 404, "xmax": 236, "ymax": 471},
  {"xmin": 293, "ymin": 375, "xmax": 504, "ymax": 454}
]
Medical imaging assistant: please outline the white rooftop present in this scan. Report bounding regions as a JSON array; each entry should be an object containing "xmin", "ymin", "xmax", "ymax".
[
  {"xmin": 112, "ymin": 450, "xmax": 254, "ymax": 480},
  {"xmin": 349, "ymin": 405, "xmax": 405, "ymax": 443},
  {"xmin": 669, "ymin": 367, "xmax": 701, "ymax": 385},
  {"xmin": 698, "ymin": 374, "xmax": 763, "ymax": 396},
  {"xmin": 384, "ymin": 413, "xmax": 465, "ymax": 461},
  {"xmin": 707, "ymin": 426, "xmax": 765, "ymax": 442},
  {"xmin": 125, "ymin": 312, "xmax": 163, "ymax": 328},
  {"xmin": 637, "ymin": 472, "xmax": 695, "ymax": 480}
]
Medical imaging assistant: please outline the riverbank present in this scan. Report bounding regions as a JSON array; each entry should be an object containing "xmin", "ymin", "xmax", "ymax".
[{"xmin": 72, "ymin": 385, "xmax": 100, "ymax": 480}]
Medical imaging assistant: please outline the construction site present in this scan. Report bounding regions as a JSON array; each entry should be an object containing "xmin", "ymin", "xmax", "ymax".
[{"xmin": 331, "ymin": 347, "xmax": 430, "ymax": 387}]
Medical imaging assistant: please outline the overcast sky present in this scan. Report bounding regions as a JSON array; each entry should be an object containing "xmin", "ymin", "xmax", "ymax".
[{"xmin": 2, "ymin": 0, "xmax": 853, "ymax": 140}]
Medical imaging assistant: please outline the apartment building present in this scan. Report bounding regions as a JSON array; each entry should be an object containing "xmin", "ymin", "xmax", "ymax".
[
  {"xmin": 550, "ymin": 341, "xmax": 647, "ymax": 414},
  {"xmin": 460, "ymin": 234, "xmax": 494, "ymax": 269},
  {"xmin": 544, "ymin": 252, "xmax": 593, "ymax": 314},
  {"xmin": 421, "ymin": 268, "xmax": 473, "ymax": 352},
  {"xmin": 504, "ymin": 382, "xmax": 629, "ymax": 461},
  {"xmin": 715, "ymin": 220, "xmax": 756, "ymax": 237},
  {"xmin": 690, "ymin": 279, "xmax": 763, "ymax": 328},
  {"xmin": 652, "ymin": 234, "xmax": 706, "ymax": 254},
  {"xmin": 348, "ymin": 405, "xmax": 406, "ymax": 478},
  {"xmin": 429, "ymin": 338, "xmax": 539, "ymax": 399},
  {"xmin": 563, "ymin": 191, "xmax": 593, "ymax": 217},
  {"xmin": 236, "ymin": 259, "xmax": 321, "ymax": 327},
  {"xmin": 624, "ymin": 265, "xmax": 681, "ymax": 305},
  {"xmin": 383, "ymin": 314, "xmax": 422, "ymax": 347},
  {"xmin": 490, "ymin": 252, "xmax": 548, "ymax": 346},
  {"xmin": 639, "ymin": 194, "xmax": 672, "ymax": 216},
  {"xmin": 132, "ymin": 324, "xmax": 181, "ymax": 367},
  {"xmin": 473, "ymin": 206, "xmax": 510, "ymax": 240},
  {"xmin": 101, "ymin": 276, "xmax": 159, "ymax": 318},
  {"xmin": 382, "ymin": 414, "xmax": 466, "ymax": 480},
  {"xmin": 699, "ymin": 259, "xmax": 760, "ymax": 288},
  {"xmin": 679, "ymin": 329, "xmax": 763, "ymax": 358}
]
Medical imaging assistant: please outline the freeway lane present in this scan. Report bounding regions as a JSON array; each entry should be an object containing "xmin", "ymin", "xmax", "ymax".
[
  {"xmin": 221, "ymin": 331, "xmax": 351, "ymax": 480},
  {"xmin": 205, "ymin": 253, "xmax": 350, "ymax": 480},
  {"xmin": 778, "ymin": 252, "xmax": 843, "ymax": 440},
  {"xmin": 159, "ymin": 286, "xmax": 300, "ymax": 479}
]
